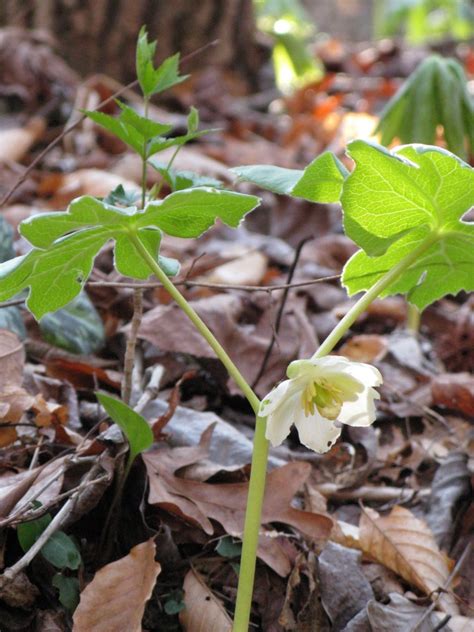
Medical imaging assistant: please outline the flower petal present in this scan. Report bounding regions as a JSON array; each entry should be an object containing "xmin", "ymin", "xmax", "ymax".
[
  {"xmin": 338, "ymin": 386, "xmax": 380, "ymax": 426},
  {"xmin": 294, "ymin": 409, "xmax": 341, "ymax": 453},
  {"xmin": 259, "ymin": 379, "xmax": 296, "ymax": 417},
  {"xmin": 337, "ymin": 360, "xmax": 383, "ymax": 387},
  {"xmin": 264, "ymin": 395, "xmax": 298, "ymax": 446}
]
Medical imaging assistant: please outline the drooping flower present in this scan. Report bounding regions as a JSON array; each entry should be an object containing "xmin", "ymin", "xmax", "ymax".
[{"xmin": 259, "ymin": 356, "xmax": 383, "ymax": 453}]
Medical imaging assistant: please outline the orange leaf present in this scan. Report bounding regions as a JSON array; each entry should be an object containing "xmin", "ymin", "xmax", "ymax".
[{"xmin": 72, "ymin": 539, "xmax": 161, "ymax": 632}]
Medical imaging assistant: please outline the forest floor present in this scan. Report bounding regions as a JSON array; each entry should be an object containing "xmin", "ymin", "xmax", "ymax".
[{"xmin": 0, "ymin": 28, "xmax": 473, "ymax": 631}]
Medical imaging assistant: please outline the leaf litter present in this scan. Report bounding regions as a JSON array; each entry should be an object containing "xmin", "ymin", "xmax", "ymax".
[{"xmin": 0, "ymin": 24, "xmax": 472, "ymax": 632}]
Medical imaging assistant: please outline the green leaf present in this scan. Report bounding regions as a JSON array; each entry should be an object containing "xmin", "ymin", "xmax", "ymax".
[
  {"xmin": 376, "ymin": 55, "xmax": 473, "ymax": 158},
  {"xmin": 84, "ymin": 104, "xmax": 172, "ymax": 159},
  {"xmin": 187, "ymin": 106, "xmax": 199, "ymax": 133},
  {"xmin": 0, "ymin": 189, "xmax": 258, "ymax": 318},
  {"xmin": 96, "ymin": 392, "xmax": 154, "ymax": 460},
  {"xmin": 164, "ymin": 590, "xmax": 185, "ymax": 615},
  {"xmin": 139, "ymin": 188, "xmax": 260, "ymax": 237},
  {"xmin": 39, "ymin": 291, "xmax": 105, "ymax": 355},
  {"xmin": 232, "ymin": 151, "xmax": 348, "ymax": 203},
  {"xmin": 52, "ymin": 573, "xmax": 80, "ymax": 611},
  {"xmin": 342, "ymin": 141, "xmax": 474, "ymax": 309},
  {"xmin": 41, "ymin": 532, "xmax": 82, "ymax": 570},
  {"xmin": 136, "ymin": 27, "xmax": 188, "ymax": 97},
  {"xmin": 150, "ymin": 162, "xmax": 223, "ymax": 191},
  {"xmin": 0, "ymin": 229, "xmax": 109, "ymax": 319},
  {"xmin": 216, "ymin": 536, "xmax": 242, "ymax": 559},
  {"xmin": 17, "ymin": 508, "xmax": 51, "ymax": 552}
]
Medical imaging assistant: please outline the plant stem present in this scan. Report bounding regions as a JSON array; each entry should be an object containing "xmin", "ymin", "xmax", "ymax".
[
  {"xmin": 129, "ymin": 232, "xmax": 260, "ymax": 413},
  {"xmin": 407, "ymin": 303, "xmax": 421, "ymax": 334},
  {"xmin": 141, "ymin": 97, "xmax": 150, "ymax": 209},
  {"xmin": 129, "ymin": 231, "xmax": 268, "ymax": 630},
  {"xmin": 313, "ymin": 232, "xmax": 440, "ymax": 358},
  {"xmin": 233, "ymin": 415, "xmax": 269, "ymax": 632}
]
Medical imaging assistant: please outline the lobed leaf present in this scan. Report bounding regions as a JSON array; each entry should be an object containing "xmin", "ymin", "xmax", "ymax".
[
  {"xmin": 136, "ymin": 27, "xmax": 188, "ymax": 97},
  {"xmin": 342, "ymin": 141, "xmax": 474, "ymax": 309},
  {"xmin": 232, "ymin": 151, "xmax": 348, "ymax": 203}
]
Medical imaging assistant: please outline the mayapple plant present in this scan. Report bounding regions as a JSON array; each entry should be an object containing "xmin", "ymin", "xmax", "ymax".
[{"xmin": 0, "ymin": 26, "xmax": 472, "ymax": 632}]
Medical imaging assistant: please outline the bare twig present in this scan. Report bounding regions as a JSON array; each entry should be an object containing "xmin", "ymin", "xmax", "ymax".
[
  {"xmin": 0, "ymin": 462, "xmax": 102, "ymax": 581},
  {"xmin": 122, "ymin": 288, "xmax": 144, "ymax": 405},
  {"xmin": 252, "ymin": 236, "xmax": 313, "ymax": 389},
  {"xmin": 315, "ymin": 483, "xmax": 430, "ymax": 502},
  {"xmin": 412, "ymin": 542, "xmax": 471, "ymax": 631}
]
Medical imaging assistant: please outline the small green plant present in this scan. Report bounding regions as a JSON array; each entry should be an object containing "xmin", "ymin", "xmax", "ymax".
[
  {"xmin": 1, "ymin": 26, "xmax": 473, "ymax": 632},
  {"xmin": 254, "ymin": 0, "xmax": 321, "ymax": 92},
  {"xmin": 17, "ymin": 504, "xmax": 82, "ymax": 610},
  {"xmin": 375, "ymin": 0, "xmax": 474, "ymax": 43},
  {"xmin": 376, "ymin": 55, "xmax": 473, "ymax": 159}
]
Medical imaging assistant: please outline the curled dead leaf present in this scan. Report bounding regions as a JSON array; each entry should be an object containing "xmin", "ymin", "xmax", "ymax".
[
  {"xmin": 72, "ymin": 539, "xmax": 160, "ymax": 632},
  {"xmin": 359, "ymin": 506, "xmax": 458, "ymax": 614},
  {"xmin": 179, "ymin": 568, "xmax": 232, "ymax": 632}
]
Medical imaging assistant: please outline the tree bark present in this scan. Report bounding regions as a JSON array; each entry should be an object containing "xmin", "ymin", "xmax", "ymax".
[{"xmin": 0, "ymin": 0, "xmax": 261, "ymax": 85}]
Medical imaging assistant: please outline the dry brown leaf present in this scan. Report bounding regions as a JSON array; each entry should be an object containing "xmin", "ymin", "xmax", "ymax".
[
  {"xmin": 205, "ymin": 250, "xmax": 268, "ymax": 286},
  {"xmin": 144, "ymin": 434, "xmax": 332, "ymax": 576},
  {"xmin": 0, "ymin": 117, "xmax": 46, "ymax": 163},
  {"xmin": 134, "ymin": 293, "xmax": 317, "ymax": 397},
  {"xmin": 72, "ymin": 539, "xmax": 160, "ymax": 632},
  {"xmin": 31, "ymin": 394, "xmax": 68, "ymax": 427},
  {"xmin": 431, "ymin": 373, "xmax": 474, "ymax": 416},
  {"xmin": 179, "ymin": 568, "xmax": 232, "ymax": 632},
  {"xmin": 39, "ymin": 169, "xmax": 139, "ymax": 208},
  {"xmin": 0, "ymin": 331, "xmax": 34, "ymax": 447},
  {"xmin": 359, "ymin": 506, "xmax": 458, "ymax": 614}
]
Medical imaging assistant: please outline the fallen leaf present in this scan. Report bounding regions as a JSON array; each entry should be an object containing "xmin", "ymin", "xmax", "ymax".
[
  {"xmin": 319, "ymin": 542, "xmax": 373, "ymax": 631},
  {"xmin": 0, "ymin": 117, "xmax": 46, "ymax": 163},
  {"xmin": 0, "ymin": 330, "xmax": 34, "ymax": 447},
  {"xmin": 144, "ymin": 435, "xmax": 332, "ymax": 576},
  {"xmin": 425, "ymin": 452, "xmax": 471, "ymax": 550},
  {"xmin": 339, "ymin": 334, "xmax": 388, "ymax": 363},
  {"xmin": 72, "ymin": 539, "xmax": 160, "ymax": 632},
  {"xmin": 359, "ymin": 506, "xmax": 458, "ymax": 614},
  {"xmin": 179, "ymin": 568, "xmax": 232, "ymax": 632},
  {"xmin": 134, "ymin": 292, "xmax": 317, "ymax": 397},
  {"xmin": 205, "ymin": 249, "xmax": 268, "ymax": 285},
  {"xmin": 431, "ymin": 373, "xmax": 474, "ymax": 416},
  {"xmin": 367, "ymin": 592, "xmax": 440, "ymax": 632}
]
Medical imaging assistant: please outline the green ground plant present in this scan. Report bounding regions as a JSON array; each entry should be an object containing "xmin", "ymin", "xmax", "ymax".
[{"xmin": 1, "ymin": 27, "xmax": 473, "ymax": 632}]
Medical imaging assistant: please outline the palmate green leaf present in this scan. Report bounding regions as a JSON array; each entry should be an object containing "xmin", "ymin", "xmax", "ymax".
[
  {"xmin": 342, "ymin": 141, "xmax": 474, "ymax": 309},
  {"xmin": 84, "ymin": 103, "xmax": 172, "ymax": 159},
  {"xmin": 96, "ymin": 392, "xmax": 153, "ymax": 460},
  {"xmin": 136, "ymin": 26, "xmax": 188, "ymax": 97},
  {"xmin": 376, "ymin": 55, "xmax": 473, "ymax": 159},
  {"xmin": 0, "ymin": 189, "xmax": 259, "ymax": 318},
  {"xmin": 232, "ymin": 151, "xmax": 348, "ymax": 203}
]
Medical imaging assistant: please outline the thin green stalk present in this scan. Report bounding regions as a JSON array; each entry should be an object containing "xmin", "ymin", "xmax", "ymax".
[
  {"xmin": 129, "ymin": 231, "xmax": 267, "ymax": 630},
  {"xmin": 141, "ymin": 97, "xmax": 150, "ymax": 209},
  {"xmin": 313, "ymin": 232, "xmax": 441, "ymax": 359},
  {"xmin": 129, "ymin": 231, "xmax": 260, "ymax": 413},
  {"xmin": 233, "ymin": 415, "xmax": 269, "ymax": 632},
  {"xmin": 407, "ymin": 303, "xmax": 421, "ymax": 334}
]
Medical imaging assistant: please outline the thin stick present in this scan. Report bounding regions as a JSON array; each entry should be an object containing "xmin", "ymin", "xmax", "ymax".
[
  {"xmin": 122, "ymin": 288, "xmax": 144, "ymax": 404},
  {"xmin": 252, "ymin": 236, "xmax": 312, "ymax": 389},
  {"xmin": 0, "ymin": 463, "xmax": 102, "ymax": 582}
]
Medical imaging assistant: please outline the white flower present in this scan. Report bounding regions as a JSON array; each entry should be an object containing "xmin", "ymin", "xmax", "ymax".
[{"xmin": 259, "ymin": 356, "xmax": 383, "ymax": 453}]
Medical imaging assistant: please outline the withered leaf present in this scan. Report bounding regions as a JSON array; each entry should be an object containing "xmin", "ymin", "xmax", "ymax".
[
  {"xmin": 72, "ymin": 539, "xmax": 160, "ymax": 632},
  {"xmin": 179, "ymin": 568, "xmax": 232, "ymax": 632},
  {"xmin": 359, "ymin": 506, "xmax": 458, "ymax": 614}
]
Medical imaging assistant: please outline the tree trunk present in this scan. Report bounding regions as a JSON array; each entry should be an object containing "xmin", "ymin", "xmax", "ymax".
[{"xmin": 0, "ymin": 0, "xmax": 261, "ymax": 85}]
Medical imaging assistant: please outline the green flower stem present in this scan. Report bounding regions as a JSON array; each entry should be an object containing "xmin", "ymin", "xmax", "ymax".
[
  {"xmin": 407, "ymin": 303, "xmax": 421, "ymax": 334},
  {"xmin": 233, "ymin": 415, "xmax": 269, "ymax": 632},
  {"xmin": 313, "ymin": 231, "xmax": 441, "ymax": 359},
  {"xmin": 129, "ymin": 232, "xmax": 259, "ymax": 413},
  {"xmin": 129, "ymin": 231, "xmax": 268, "ymax": 631}
]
